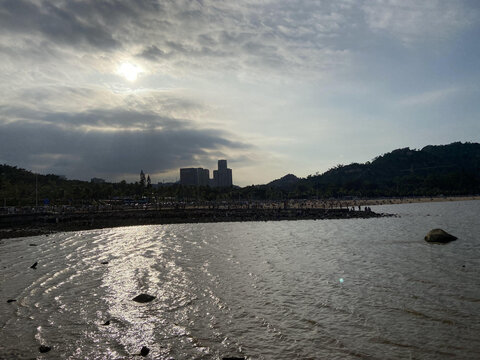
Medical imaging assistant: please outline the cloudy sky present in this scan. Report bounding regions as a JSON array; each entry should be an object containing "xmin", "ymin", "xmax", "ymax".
[{"xmin": 1, "ymin": 0, "xmax": 479, "ymax": 185}]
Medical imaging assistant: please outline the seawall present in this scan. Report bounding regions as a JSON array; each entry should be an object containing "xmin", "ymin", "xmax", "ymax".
[{"xmin": 0, "ymin": 208, "xmax": 393, "ymax": 239}]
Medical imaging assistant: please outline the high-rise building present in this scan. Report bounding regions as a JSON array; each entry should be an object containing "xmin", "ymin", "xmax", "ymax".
[
  {"xmin": 213, "ymin": 159, "xmax": 233, "ymax": 187},
  {"xmin": 218, "ymin": 159, "xmax": 227, "ymax": 171},
  {"xmin": 180, "ymin": 168, "xmax": 210, "ymax": 186},
  {"xmin": 199, "ymin": 168, "xmax": 210, "ymax": 186},
  {"xmin": 179, "ymin": 160, "xmax": 232, "ymax": 187}
]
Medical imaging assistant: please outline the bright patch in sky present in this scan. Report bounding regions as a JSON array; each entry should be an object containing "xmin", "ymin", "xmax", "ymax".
[
  {"xmin": 0, "ymin": 1, "xmax": 479, "ymax": 184},
  {"xmin": 117, "ymin": 62, "xmax": 142, "ymax": 82}
]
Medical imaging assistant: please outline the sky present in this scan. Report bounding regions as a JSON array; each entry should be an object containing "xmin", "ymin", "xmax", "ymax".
[{"xmin": 1, "ymin": 0, "xmax": 479, "ymax": 186}]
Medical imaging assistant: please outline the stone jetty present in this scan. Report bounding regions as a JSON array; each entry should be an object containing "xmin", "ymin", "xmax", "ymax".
[{"xmin": 0, "ymin": 207, "xmax": 393, "ymax": 240}]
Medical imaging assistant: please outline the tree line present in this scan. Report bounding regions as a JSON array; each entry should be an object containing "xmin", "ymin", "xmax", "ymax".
[{"xmin": 1, "ymin": 142, "xmax": 479, "ymax": 207}]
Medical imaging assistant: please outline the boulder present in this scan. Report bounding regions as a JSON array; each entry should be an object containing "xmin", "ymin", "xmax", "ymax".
[
  {"xmin": 140, "ymin": 346, "xmax": 150, "ymax": 356},
  {"xmin": 132, "ymin": 294, "xmax": 156, "ymax": 303},
  {"xmin": 39, "ymin": 345, "xmax": 51, "ymax": 353},
  {"xmin": 424, "ymin": 229, "xmax": 457, "ymax": 243}
]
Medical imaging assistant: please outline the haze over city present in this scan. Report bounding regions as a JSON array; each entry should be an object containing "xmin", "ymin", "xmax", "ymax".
[{"xmin": 1, "ymin": 0, "xmax": 479, "ymax": 186}]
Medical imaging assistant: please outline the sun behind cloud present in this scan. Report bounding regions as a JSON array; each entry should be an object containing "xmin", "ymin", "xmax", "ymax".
[{"xmin": 117, "ymin": 62, "xmax": 142, "ymax": 81}]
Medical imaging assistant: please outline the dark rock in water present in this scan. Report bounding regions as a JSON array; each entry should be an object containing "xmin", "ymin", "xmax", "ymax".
[
  {"xmin": 132, "ymin": 294, "xmax": 156, "ymax": 303},
  {"xmin": 30, "ymin": 261, "xmax": 38, "ymax": 269},
  {"xmin": 102, "ymin": 320, "xmax": 110, "ymax": 326},
  {"xmin": 39, "ymin": 345, "xmax": 51, "ymax": 353},
  {"xmin": 140, "ymin": 346, "xmax": 150, "ymax": 356},
  {"xmin": 101, "ymin": 261, "xmax": 109, "ymax": 265},
  {"xmin": 7, "ymin": 299, "xmax": 16, "ymax": 303},
  {"xmin": 424, "ymin": 229, "xmax": 457, "ymax": 243},
  {"xmin": 222, "ymin": 357, "xmax": 245, "ymax": 360},
  {"xmin": 29, "ymin": 244, "xmax": 37, "ymax": 246}
]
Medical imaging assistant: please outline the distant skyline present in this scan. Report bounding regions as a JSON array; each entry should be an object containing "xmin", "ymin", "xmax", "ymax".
[{"xmin": 1, "ymin": 1, "xmax": 479, "ymax": 186}]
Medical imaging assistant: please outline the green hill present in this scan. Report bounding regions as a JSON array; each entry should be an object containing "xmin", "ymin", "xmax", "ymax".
[
  {"xmin": 2, "ymin": 142, "xmax": 479, "ymax": 205},
  {"xmin": 269, "ymin": 142, "xmax": 480, "ymax": 197}
]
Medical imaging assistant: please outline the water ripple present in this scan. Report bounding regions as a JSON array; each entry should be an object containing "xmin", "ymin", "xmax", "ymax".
[{"xmin": 1, "ymin": 202, "xmax": 480, "ymax": 359}]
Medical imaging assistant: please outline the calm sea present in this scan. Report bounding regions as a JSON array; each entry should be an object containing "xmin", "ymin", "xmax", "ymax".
[{"xmin": 1, "ymin": 200, "xmax": 480, "ymax": 359}]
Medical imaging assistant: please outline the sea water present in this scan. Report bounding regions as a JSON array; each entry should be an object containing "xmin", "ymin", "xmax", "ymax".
[{"xmin": 1, "ymin": 200, "xmax": 480, "ymax": 359}]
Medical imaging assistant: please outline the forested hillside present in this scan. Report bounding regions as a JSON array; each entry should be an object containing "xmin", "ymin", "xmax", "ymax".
[
  {"xmin": 1, "ymin": 142, "xmax": 479, "ymax": 206},
  {"xmin": 270, "ymin": 142, "xmax": 480, "ymax": 197}
]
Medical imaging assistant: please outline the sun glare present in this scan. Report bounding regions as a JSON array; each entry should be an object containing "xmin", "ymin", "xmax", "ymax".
[{"xmin": 117, "ymin": 62, "xmax": 142, "ymax": 82}]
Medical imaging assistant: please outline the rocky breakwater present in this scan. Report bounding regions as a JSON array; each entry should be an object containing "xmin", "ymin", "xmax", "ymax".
[{"xmin": 0, "ymin": 207, "xmax": 393, "ymax": 239}]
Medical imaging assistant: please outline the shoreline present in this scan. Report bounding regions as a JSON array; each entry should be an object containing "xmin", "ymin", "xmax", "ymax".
[
  {"xmin": 1, "ymin": 196, "xmax": 478, "ymax": 240},
  {"xmin": 0, "ymin": 207, "xmax": 392, "ymax": 240},
  {"xmin": 353, "ymin": 195, "xmax": 480, "ymax": 206}
]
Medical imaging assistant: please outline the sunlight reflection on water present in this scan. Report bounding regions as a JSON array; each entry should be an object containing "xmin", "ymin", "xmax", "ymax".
[{"xmin": 1, "ymin": 201, "xmax": 480, "ymax": 359}]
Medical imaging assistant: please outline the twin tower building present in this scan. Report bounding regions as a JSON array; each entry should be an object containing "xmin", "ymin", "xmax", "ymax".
[{"xmin": 180, "ymin": 160, "xmax": 233, "ymax": 187}]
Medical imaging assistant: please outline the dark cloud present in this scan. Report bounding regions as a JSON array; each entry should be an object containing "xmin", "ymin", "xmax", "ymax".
[
  {"xmin": 0, "ymin": 0, "xmax": 355, "ymax": 73},
  {"xmin": 40, "ymin": 109, "xmax": 187, "ymax": 130},
  {"xmin": 137, "ymin": 45, "xmax": 168, "ymax": 61},
  {"xmin": 2, "ymin": 0, "xmax": 474, "ymax": 75},
  {"xmin": 0, "ymin": 108, "xmax": 249, "ymax": 180},
  {"xmin": 0, "ymin": 0, "xmax": 119, "ymax": 50}
]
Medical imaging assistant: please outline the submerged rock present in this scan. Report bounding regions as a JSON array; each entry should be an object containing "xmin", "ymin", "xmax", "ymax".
[
  {"xmin": 140, "ymin": 346, "xmax": 150, "ymax": 356},
  {"xmin": 30, "ymin": 261, "xmax": 38, "ymax": 269},
  {"xmin": 424, "ymin": 229, "xmax": 457, "ymax": 243},
  {"xmin": 39, "ymin": 345, "xmax": 51, "ymax": 353},
  {"xmin": 132, "ymin": 294, "xmax": 156, "ymax": 303},
  {"xmin": 7, "ymin": 299, "xmax": 16, "ymax": 303}
]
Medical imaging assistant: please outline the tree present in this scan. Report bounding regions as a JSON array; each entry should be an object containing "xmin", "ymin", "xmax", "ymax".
[
  {"xmin": 140, "ymin": 170, "xmax": 146, "ymax": 187},
  {"xmin": 147, "ymin": 175, "xmax": 152, "ymax": 189}
]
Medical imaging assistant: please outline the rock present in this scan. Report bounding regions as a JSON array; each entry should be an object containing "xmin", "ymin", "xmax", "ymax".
[
  {"xmin": 101, "ymin": 261, "xmax": 109, "ymax": 265},
  {"xmin": 140, "ymin": 346, "xmax": 150, "ymax": 356},
  {"xmin": 39, "ymin": 345, "xmax": 51, "ymax": 353},
  {"xmin": 102, "ymin": 320, "xmax": 110, "ymax": 326},
  {"xmin": 30, "ymin": 261, "xmax": 38, "ymax": 269},
  {"xmin": 29, "ymin": 244, "xmax": 37, "ymax": 246},
  {"xmin": 424, "ymin": 229, "xmax": 457, "ymax": 243},
  {"xmin": 132, "ymin": 294, "xmax": 156, "ymax": 303},
  {"xmin": 7, "ymin": 299, "xmax": 16, "ymax": 303}
]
